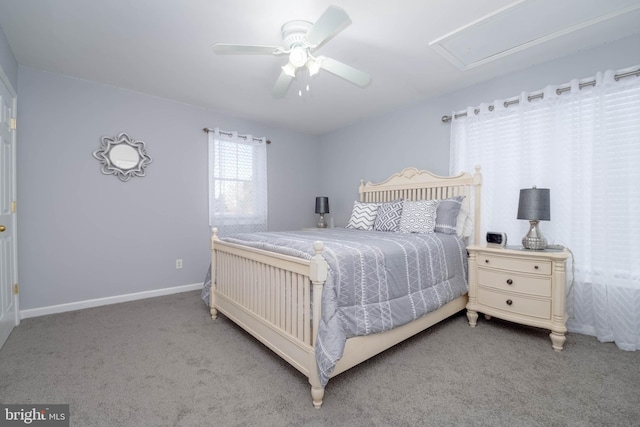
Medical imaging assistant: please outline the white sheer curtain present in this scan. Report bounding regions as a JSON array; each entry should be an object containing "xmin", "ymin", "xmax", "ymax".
[
  {"xmin": 208, "ymin": 128, "xmax": 268, "ymax": 237},
  {"xmin": 450, "ymin": 66, "xmax": 640, "ymax": 351}
]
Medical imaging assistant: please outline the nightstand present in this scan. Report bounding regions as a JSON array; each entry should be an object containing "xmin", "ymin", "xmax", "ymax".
[{"xmin": 466, "ymin": 245, "xmax": 570, "ymax": 351}]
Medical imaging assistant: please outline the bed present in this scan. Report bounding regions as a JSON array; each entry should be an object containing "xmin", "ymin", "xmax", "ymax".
[{"xmin": 206, "ymin": 167, "xmax": 482, "ymax": 408}]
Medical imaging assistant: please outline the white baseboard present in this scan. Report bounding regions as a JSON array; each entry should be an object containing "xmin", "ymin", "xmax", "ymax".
[{"xmin": 19, "ymin": 282, "xmax": 204, "ymax": 320}]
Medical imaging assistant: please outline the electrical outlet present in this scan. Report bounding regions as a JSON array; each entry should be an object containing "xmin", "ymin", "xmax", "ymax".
[{"xmin": 176, "ymin": 259, "xmax": 183, "ymax": 269}]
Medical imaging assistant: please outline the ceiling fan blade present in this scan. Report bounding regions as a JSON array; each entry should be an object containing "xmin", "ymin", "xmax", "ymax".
[
  {"xmin": 318, "ymin": 57, "xmax": 371, "ymax": 87},
  {"xmin": 304, "ymin": 5, "xmax": 351, "ymax": 49},
  {"xmin": 272, "ymin": 70, "xmax": 294, "ymax": 98},
  {"xmin": 212, "ymin": 43, "xmax": 282, "ymax": 55}
]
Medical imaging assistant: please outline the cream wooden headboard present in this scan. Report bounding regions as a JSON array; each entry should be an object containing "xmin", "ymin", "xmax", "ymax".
[{"xmin": 358, "ymin": 166, "xmax": 482, "ymax": 244}]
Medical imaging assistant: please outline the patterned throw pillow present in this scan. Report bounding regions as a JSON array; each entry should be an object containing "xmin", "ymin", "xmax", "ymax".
[
  {"xmin": 373, "ymin": 200, "xmax": 403, "ymax": 232},
  {"xmin": 346, "ymin": 201, "xmax": 379, "ymax": 230},
  {"xmin": 399, "ymin": 199, "xmax": 439, "ymax": 233},
  {"xmin": 434, "ymin": 196, "xmax": 465, "ymax": 235}
]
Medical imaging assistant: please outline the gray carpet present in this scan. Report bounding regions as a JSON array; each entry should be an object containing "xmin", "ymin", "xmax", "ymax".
[{"xmin": 1, "ymin": 290, "xmax": 638, "ymax": 427}]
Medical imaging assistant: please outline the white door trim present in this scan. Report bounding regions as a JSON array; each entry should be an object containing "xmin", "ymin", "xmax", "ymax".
[{"xmin": 0, "ymin": 63, "xmax": 18, "ymax": 350}]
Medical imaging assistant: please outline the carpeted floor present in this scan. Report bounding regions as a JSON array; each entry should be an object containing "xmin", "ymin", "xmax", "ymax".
[{"xmin": 0, "ymin": 290, "xmax": 638, "ymax": 426}]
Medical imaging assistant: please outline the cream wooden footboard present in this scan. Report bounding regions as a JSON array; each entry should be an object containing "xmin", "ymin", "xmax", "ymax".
[
  {"xmin": 210, "ymin": 166, "xmax": 482, "ymax": 408},
  {"xmin": 210, "ymin": 233, "xmax": 328, "ymax": 407}
]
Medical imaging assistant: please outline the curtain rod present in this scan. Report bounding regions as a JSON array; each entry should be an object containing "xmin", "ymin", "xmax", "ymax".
[
  {"xmin": 202, "ymin": 127, "xmax": 271, "ymax": 144},
  {"xmin": 441, "ymin": 67, "xmax": 640, "ymax": 123}
]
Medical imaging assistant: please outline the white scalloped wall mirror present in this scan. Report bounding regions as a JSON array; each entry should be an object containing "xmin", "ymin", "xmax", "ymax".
[{"xmin": 93, "ymin": 133, "xmax": 152, "ymax": 182}]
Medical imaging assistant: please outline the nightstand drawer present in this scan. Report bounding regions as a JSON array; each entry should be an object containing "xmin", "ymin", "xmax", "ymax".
[
  {"xmin": 477, "ymin": 287, "xmax": 551, "ymax": 319},
  {"xmin": 467, "ymin": 245, "xmax": 570, "ymax": 350},
  {"xmin": 478, "ymin": 254, "xmax": 551, "ymax": 275},
  {"xmin": 478, "ymin": 268, "xmax": 551, "ymax": 297}
]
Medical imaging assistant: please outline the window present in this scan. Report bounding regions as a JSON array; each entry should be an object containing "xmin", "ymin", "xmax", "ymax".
[
  {"xmin": 208, "ymin": 128, "xmax": 267, "ymax": 236},
  {"xmin": 450, "ymin": 66, "xmax": 640, "ymax": 351}
]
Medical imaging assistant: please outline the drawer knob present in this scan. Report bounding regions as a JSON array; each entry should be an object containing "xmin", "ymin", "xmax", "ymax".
[
  {"xmin": 534, "ymin": 265, "xmax": 539, "ymax": 270},
  {"xmin": 485, "ymin": 259, "xmax": 489, "ymax": 264},
  {"xmin": 506, "ymin": 279, "xmax": 513, "ymax": 285},
  {"xmin": 506, "ymin": 299, "xmax": 513, "ymax": 306}
]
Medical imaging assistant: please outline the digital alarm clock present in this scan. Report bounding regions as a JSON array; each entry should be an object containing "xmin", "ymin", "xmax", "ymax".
[{"xmin": 486, "ymin": 231, "xmax": 507, "ymax": 248}]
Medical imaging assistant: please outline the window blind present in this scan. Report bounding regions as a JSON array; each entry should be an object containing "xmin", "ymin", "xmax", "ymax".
[{"xmin": 208, "ymin": 128, "xmax": 268, "ymax": 236}]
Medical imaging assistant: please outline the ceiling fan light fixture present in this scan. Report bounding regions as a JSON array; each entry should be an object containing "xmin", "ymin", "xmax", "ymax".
[
  {"xmin": 282, "ymin": 63, "xmax": 297, "ymax": 78},
  {"xmin": 289, "ymin": 45, "xmax": 308, "ymax": 68},
  {"xmin": 307, "ymin": 57, "xmax": 321, "ymax": 76}
]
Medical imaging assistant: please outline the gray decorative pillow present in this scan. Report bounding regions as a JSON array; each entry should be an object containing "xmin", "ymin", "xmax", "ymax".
[
  {"xmin": 435, "ymin": 196, "xmax": 465, "ymax": 235},
  {"xmin": 399, "ymin": 199, "xmax": 439, "ymax": 233},
  {"xmin": 346, "ymin": 201, "xmax": 379, "ymax": 230},
  {"xmin": 373, "ymin": 200, "xmax": 403, "ymax": 232}
]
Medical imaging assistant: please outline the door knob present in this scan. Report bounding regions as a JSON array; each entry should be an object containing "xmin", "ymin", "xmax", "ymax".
[{"xmin": 0, "ymin": 225, "xmax": 6, "ymax": 232}]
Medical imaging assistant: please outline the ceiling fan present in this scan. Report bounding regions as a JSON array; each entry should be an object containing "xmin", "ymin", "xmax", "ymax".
[{"xmin": 212, "ymin": 5, "xmax": 371, "ymax": 98}]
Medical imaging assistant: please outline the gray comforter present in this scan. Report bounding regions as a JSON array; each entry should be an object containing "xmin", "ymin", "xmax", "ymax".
[{"xmin": 202, "ymin": 228, "xmax": 468, "ymax": 387}]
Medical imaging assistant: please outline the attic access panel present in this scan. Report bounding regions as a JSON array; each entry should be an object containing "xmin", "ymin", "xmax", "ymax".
[{"xmin": 429, "ymin": 0, "xmax": 640, "ymax": 70}]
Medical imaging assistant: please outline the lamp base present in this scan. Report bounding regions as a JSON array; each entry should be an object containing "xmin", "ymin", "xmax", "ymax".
[
  {"xmin": 316, "ymin": 213, "xmax": 327, "ymax": 228},
  {"xmin": 522, "ymin": 220, "xmax": 547, "ymax": 250}
]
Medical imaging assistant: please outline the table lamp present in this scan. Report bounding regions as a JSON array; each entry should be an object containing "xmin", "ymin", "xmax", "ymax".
[
  {"xmin": 517, "ymin": 187, "xmax": 550, "ymax": 250},
  {"xmin": 315, "ymin": 196, "xmax": 329, "ymax": 228}
]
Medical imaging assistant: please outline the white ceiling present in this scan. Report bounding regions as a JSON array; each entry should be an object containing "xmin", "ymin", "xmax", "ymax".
[{"xmin": 1, "ymin": 0, "xmax": 639, "ymax": 135}]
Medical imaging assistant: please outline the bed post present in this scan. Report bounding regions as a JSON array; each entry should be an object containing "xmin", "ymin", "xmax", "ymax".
[
  {"xmin": 472, "ymin": 165, "xmax": 482, "ymax": 245},
  {"xmin": 308, "ymin": 241, "xmax": 327, "ymax": 408},
  {"xmin": 210, "ymin": 227, "xmax": 218, "ymax": 320}
]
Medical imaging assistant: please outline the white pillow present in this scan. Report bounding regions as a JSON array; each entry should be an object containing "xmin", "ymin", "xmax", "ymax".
[
  {"xmin": 399, "ymin": 200, "xmax": 438, "ymax": 233},
  {"xmin": 456, "ymin": 204, "xmax": 473, "ymax": 238},
  {"xmin": 346, "ymin": 201, "xmax": 379, "ymax": 230}
]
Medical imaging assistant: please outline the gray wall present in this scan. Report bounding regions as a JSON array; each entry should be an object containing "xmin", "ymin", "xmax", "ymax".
[
  {"xmin": 319, "ymin": 33, "xmax": 640, "ymax": 226},
  {"xmin": 0, "ymin": 23, "xmax": 17, "ymax": 90},
  {"xmin": 316, "ymin": 100, "xmax": 450, "ymax": 227},
  {"xmin": 17, "ymin": 67, "xmax": 320, "ymax": 310}
]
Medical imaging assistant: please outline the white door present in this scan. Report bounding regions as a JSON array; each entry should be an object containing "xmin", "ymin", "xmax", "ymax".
[{"xmin": 0, "ymin": 71, "xmax": 18, "ymax": 350}]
